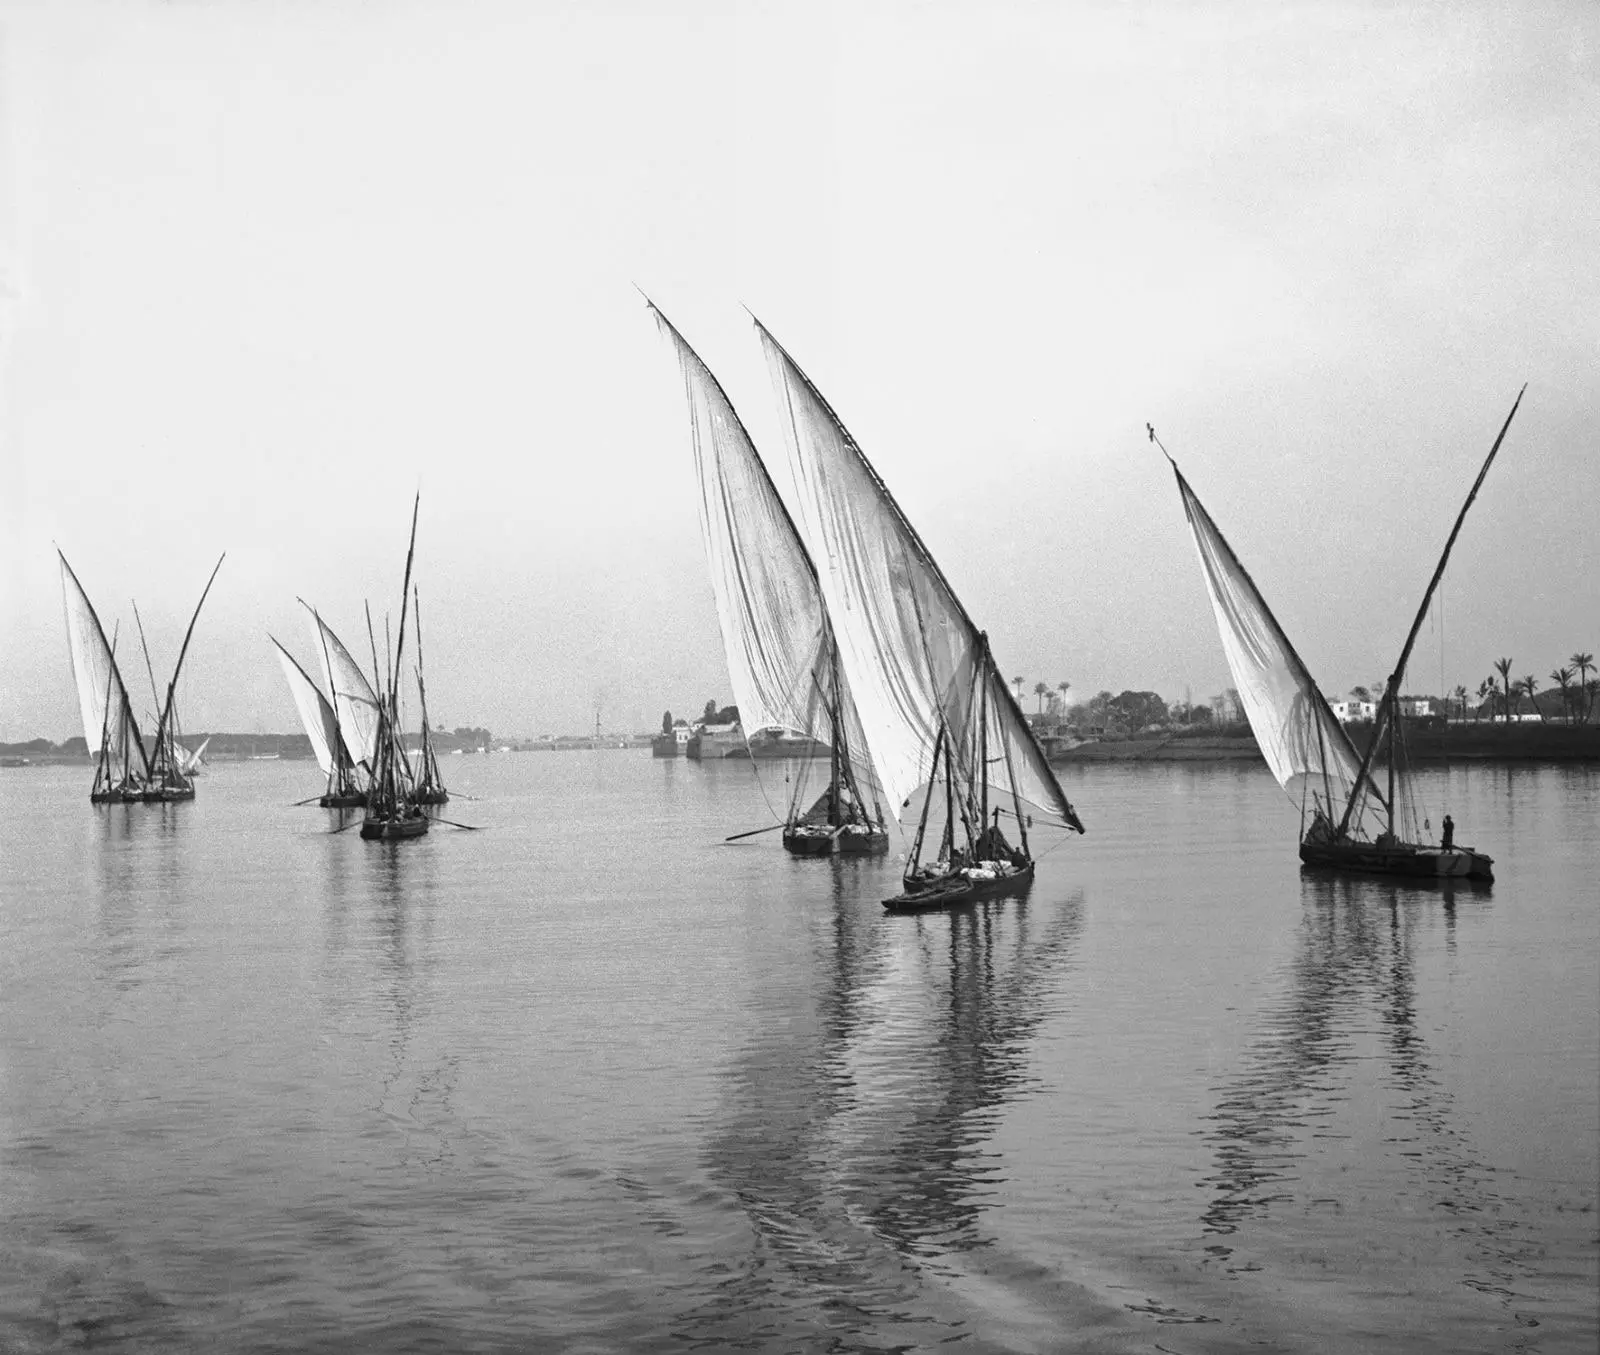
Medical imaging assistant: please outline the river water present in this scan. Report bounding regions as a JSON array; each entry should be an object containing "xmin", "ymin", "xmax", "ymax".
[{"xmin": 0, "ymin": 754, "xmax": 1594, "ymax": 1353}]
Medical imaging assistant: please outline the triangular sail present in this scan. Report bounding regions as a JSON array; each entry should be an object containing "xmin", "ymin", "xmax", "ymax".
[
  {"xmin": 272, "ymin": 637, "xmax": 343, "ymax": 777},
  {"xmin": 756, "ymin": 319, "xmax": 1082, "ymax": 833},
  {"xmin": 651, "ymin": 302, "xmax": 886, "ymax": 835},
  {"xmin": 1170, "ymin": 461, "xmax": 1380, "ymax": 836},
  {"xmin": 58, "ymin": 552, "xmax": 149, "ymax": 778},
  {"xmin": 652, "ymin": 303, "xmax": 840, "ymax": 745},
  {"xmin": 302, "ymin": 604, "xmax": 380, "ymax": 772}
]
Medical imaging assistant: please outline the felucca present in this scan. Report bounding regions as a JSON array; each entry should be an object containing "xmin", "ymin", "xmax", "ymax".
[
  {"xmin": 649, "ymin": 300, "xmax": 888, "ymax": 856},
  {"xmin": 270, "ymin": 635, "xmax": 366, "ymax": 808},
  {"xmin": 59, "ymin": 550, "xmax": 223, "ymax": 804},
  {"xmin": 361, "ymin": 496, "xmax": 429, "ymax": 841},
  {"xmin": 755, "ymin": 319, "xmax": 1085, "ymax": 907},
  {"xmin": 1156, "ymin": 388, "xmax": 1524, "ymax": 883}
]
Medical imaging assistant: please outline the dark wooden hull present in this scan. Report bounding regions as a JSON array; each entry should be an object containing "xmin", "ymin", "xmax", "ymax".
[
  {"xmin": 1299, "ymin": 839, "xmax": 1493, "ymax": 881},
  {"xmin": 92, "ymin": 786, "xmax": 195, "ymax": 804},
  {"xmin": 320, "ymin": 791, "xmax": 367, "ymax": 808},
  {"xmin": 360, "ymin": 814, "xmax": 430, "ymax": 840},
  {"xmin": 782, "ymin": 825, "xmax": 891, "ymax": 857},
  {"xmin": 412, "ymin": 788, "xmax": 450, "ymax": 805},
  {"xmin": 884, "ymin": 861, "xmax": 1035, "ymax": 912}
]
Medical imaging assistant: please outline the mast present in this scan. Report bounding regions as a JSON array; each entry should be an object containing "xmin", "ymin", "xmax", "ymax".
[
  {"xmin": 978, "ymin": 633, "xmax": 990, "ymax": 835},
  {"xmin": 131, "ymin": 601, "xmax": 163, "ymax": 752},
  {"xmin": 152, "ymin": 553, "xmax": 226, "ymax": 780},
  {"xmin": 312, "ymin": 606, "xmax": 353, "ymax": 793},
  {"xmin": 59, "ymin": 551, "xmax": 152, "ymax": 782},
  {"xmin": 756, "ymin": 316, "xmax": 1082, "ymax": 834},
  {"xmin": 1335, "ymin": 387, "xmax": 1525, "ymax": 838}
]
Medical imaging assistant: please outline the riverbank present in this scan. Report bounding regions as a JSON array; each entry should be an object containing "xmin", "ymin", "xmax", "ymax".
[{"xmin": 1048, "ymin": 722, "xmax": 1600, "ymax": 764}]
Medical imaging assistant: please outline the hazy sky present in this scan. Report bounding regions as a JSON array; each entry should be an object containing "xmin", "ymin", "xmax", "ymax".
[{"xmin": 2, "ymin": 0, "xmax": 1595, "ymax": 741}]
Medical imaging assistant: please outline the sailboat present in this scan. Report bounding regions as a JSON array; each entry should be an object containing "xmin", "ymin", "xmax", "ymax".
[
  {"xmin": 270, "ymin": 636, "xmax": 367, "ymax": 807},
  {"xmin": 649, "ymin": 300, "xmax": 888, "ymax": 855},
  {"xmin": 140, "ymin": 556, "xmax": 225, "ymax": 802},
  {"xmin": 754, "ymin": 320, "xmax": 1085, "ymax": 906},
  {"xmin": 59, "ymin": 550, "xmax": 223, "ymax": 803},
  {"xmin": 301, "ymin": 601, "xmax": 382, "ymax": 784},
  {"xmin": 409, "ymin": 588, "xmax": 449, "ymax": 807},
  {"xmin": 60, "ymin": 552, "xmax": 150, "ymax": 802},
  {"xmin": 361, "ymin": 496, "xmax": 429, "ymax": 841},
  {"xmin": 1157, "ymin": 388, "xmax": 1524, "ymax": 883}
]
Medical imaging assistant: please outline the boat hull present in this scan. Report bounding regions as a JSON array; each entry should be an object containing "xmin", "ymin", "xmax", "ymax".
[
  {"xmin": 884, "ymin": 862, "xmax": 1035, "ymax": 912},
  {"xmin": 320, "ymin": 791, "xmax": 367, "ymax": 809},
  {"xmin": 1299, "ymin": 840, "xmax": 1493, "ymax": 881},
  {"xmin": 360, "ymin": 815, "xmax": 430, "ymax": 841},
  {"xmin": 412, "ymin": 788, "xmax": 450, "ymax": 806},
  {"xmin": 782, "ymin": 826, "xmax": 890, "ymax": 857}
]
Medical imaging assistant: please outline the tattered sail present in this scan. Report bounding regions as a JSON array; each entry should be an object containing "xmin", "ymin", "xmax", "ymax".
[
  {"xmin": 302, "ymin": 605, "xmax": 379, "ymax": 773},
  {"xmin": 272, "ymin": 638, "xmax": 345, "ymax": 777},
  {"xmin": 756, "ymin": 320, "xmax": 1082, "ymax": 833},
  {"xmin": 1171, "ymin": 463, "xmax": 1381, "ymax": 836},
  {"xmin": 59, "ymin": 552, "xmax": 149, "ymax": 781}
]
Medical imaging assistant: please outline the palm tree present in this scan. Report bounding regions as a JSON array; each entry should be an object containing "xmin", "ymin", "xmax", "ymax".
[
  {"xmin": 1013, "ymin": 675, "xmax": 1024, "ymax": 704},
  {"xmin": 1033, "ymin": 681, "xmax": 1048, "ymax": 713},
  {"xmin": 1520, "ymin": 674, "xmax": 1543, "ymax": 721},
  {"xmin": 1588, "ymin": 678, "xmax": 1600, "ymax": 726},
  {"xmin": 1572, "ymin": 652, "xmax": 1595, "ymax": 721},
  {"xmin": 1552, "ymin": 667, "xmax": 1574, "ymax": 722},
  {"xmin": 1451, "ymin": 684, "xmax": 1469, "ymax": 722},
  {"xmin": 1478, "ymin": 677, "xmax": 1496, "ymax": 722},
  {"xmin": 1057, "ymin": 680, "xmax": 1070, "ymax": 710},
  {"xmin": 1494, "ymin": 657, "xmax": 1515, "ymax": 722}
]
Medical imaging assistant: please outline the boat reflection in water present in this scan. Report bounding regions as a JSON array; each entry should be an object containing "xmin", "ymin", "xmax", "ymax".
[
  {"xmin": 1197, "ymin": 872, "xmax": 1538, "ymax": 1335},
  {"xmin": 685, "ymin": 872, "xmax": 1084, "ymax": 1346}
]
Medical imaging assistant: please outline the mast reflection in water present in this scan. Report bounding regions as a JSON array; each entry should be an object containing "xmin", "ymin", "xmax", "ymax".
[
  {"xmin": 1199, "ymin": 874, "xmax": 1542, "ymax": 1328},
  {"xmin": 686, "ymin": 872, "xmax": 1083, "ymax": 1346}
]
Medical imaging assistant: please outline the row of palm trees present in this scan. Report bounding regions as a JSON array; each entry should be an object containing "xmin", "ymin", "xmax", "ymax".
[
  {"xmin": 1012, "ymin": 677, "xmax": 1071, "ymax": 714},
  {"xmin": 1472, "ymin": 651, "xmax": 1596, "ymax": 723}
]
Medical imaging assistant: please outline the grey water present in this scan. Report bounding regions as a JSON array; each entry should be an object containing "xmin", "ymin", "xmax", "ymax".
[{"xmin": 0, "ymin": 754, "xmax": 1594, "ymax": 1353}]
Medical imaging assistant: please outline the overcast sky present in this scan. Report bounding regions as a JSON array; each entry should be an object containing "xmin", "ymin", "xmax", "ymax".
[{"xmin": 1, "ymin": 0, "xmax": 1595, "ymax": 741}]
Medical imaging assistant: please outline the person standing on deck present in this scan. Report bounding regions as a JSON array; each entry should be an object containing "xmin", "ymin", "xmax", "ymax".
[{"xmin": 1442, "ymin": 814, "xmax": 1455, "ymax": 850}]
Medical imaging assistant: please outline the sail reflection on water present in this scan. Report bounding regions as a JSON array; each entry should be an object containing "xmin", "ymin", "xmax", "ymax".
[
  {"xmin": 1198, "ymin": 875, "xmax": 1534, "ymax": 1312},
  {"xmin": 687, "ymin": 883, "xmax": 1083, "ymax": 1342}
]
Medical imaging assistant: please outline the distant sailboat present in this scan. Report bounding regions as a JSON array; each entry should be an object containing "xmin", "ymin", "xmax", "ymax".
[
  {"xmin": 755, "ymin": 320, "xmax": 1085, "ymax": 907},
  {"xmin": 1156, "ymin": 389, "xmax": 1524, "ymax": 882},
  {"xmin": 409, "ymin": 587, "xmax": 449, "ymax": 807},
  {"xmin": 58, "ymin": 550, "xmax": 223, "ymax": 804},
  {"xmin": 60, "ymin": 552, "xmax": 150, "ymax": 802},
  {"xmin": 649, "ymin": 300, "xmax": 888, "ymax": 855},
  {"xmin": 271, "ymin": 636, "xmax": 366, "ymax": 808},
  {"xmin": 301, "ymin": 601, "xmax": 381, "ymax": 778},
  {"xmin": 361, "ymin": 496, "xmax": 429, "ymax": 840},
  {"xmin": 142, "ymin": 556, "xmax": 225, "ymax": 802}
]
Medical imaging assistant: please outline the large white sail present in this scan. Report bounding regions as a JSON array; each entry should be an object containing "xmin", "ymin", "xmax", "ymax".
[
  {"xmin": 58, "ymin": 552, "xmax": 146, "ymax": 772},
  {"xmin": 1172, "ymin": 463, "xmax": 1379, "ymax": 834},
  {"xmin": 653, "ymin": 306, "xmax": 835, "ymax": 742},
  {"xmin": 757, "ymin": 320, "xmax": 1081, "ymax": 832},
  {"xmin": 272, "ymin": 639, "xmax": 342, "ymax": 776},
  {"xmin": 303, "ymin": 607, "xmax": 380, "ymax": 772}
]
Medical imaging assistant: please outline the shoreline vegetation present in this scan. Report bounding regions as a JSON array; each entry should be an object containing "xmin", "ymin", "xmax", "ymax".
[
  {"xmin": 7, "ymin": 719, "xmax": 1599, "ymax": 767},
  {"xmin": 1047, "ymin": 720, "xmax": 1600, "ymax": 764}
]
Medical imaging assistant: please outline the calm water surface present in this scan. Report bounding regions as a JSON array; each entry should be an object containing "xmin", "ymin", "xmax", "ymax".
[{"xmin": 0, "ymin": 754, "xmax": 1595, "ymax": 1352}]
